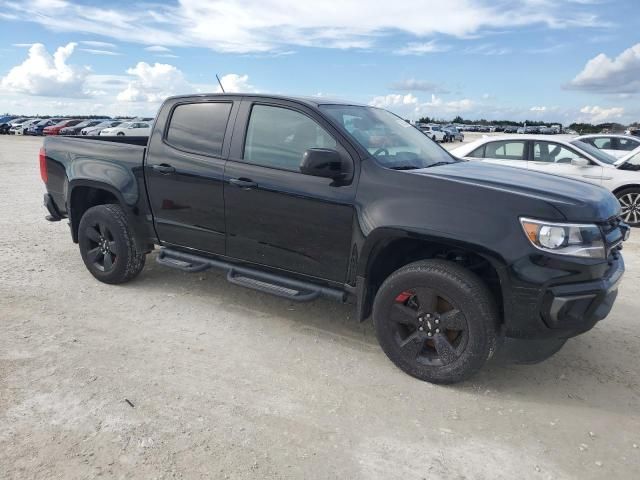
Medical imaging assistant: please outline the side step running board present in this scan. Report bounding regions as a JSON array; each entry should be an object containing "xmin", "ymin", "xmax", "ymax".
[{"xmin": 156, "ymin": 248, "xmax": 346, "ymax": 303}]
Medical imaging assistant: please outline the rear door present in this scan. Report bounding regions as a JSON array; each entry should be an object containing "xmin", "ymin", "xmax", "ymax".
[
  {"xmin": 527, "ymin": 140, "xmax": 603, "ymax": 184},
  {"xmin": 223, "ymin": 99, "xmax": 357, "ymax": 283},
  {"xmin": 145, "ymin": 98, "xmax": 239, "ymax": 254},
  {"xmin": 476, "ymin": 140, "xmax": 529, "ymax": 170}
]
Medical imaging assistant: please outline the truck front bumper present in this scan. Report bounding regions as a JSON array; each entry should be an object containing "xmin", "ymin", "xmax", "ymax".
[{"xmin": 504, "ymin": 253, "xmax": 625, "ymax": 340}]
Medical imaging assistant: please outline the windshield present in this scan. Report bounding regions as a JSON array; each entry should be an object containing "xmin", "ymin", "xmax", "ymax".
[
  {"xmin": 571, "ymin": 140, "xmax": 617, "ymax": 165},
  {"xmin": 320, "ymin": 105, "xmax": 457, "ymax": 170}
]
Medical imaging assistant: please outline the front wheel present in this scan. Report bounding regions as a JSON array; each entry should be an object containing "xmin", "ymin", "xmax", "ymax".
[
  {"xmin": 372, "ymin": 260, "xmax": 499, "ymax": 384},
  {"xmin": 78, "ymin": 204, "xmax": 146, "ymax": 284},
  {"xmin": 616, "ymin": 188, "xmax": 640, "ymax": 226}
]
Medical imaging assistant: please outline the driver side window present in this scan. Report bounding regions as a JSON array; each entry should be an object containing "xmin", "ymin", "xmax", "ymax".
[{"xmin": 244, "ymin": 105, "xmax": 337, "ymax": 172}]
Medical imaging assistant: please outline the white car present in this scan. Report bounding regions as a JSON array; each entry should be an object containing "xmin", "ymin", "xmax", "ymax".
[
  {"xmin": 14, "ymin": 118, "xmax": 40, "ymax": 135},
  {"xmin": 81, "ymin": 120, "xmax": 123, "ymax": 136},
  {"xmin": 451, "ymin": 135, "xmax": 640, "ymax": 226},
  {"xmin": 575, "ymin": 134, "xmax": 640, "ymax": 159},
  {"xmin": 8, "ymin": 118, "xmax": 33, "ymax": 134},
  {"xmin": 419, "ymin": 125, "xmax": 446, "ymax": 142},
  {"xmin": 100, "ymin": 121, "xmax": 151, "ymax": 136}
]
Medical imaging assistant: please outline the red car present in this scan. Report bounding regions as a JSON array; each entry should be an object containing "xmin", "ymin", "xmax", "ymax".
[{"xmin": 43, "ymin": 119, "xmax": 82, "ymax": 136}]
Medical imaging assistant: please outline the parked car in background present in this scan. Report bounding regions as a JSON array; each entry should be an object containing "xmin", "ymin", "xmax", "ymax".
[
  {"xmin": 43, "ymin": 119, "xmax": 82, "ymax": 136},
  {"xmin": 60, "ymin": 119, "xmax": 111, "ymax": 136},
  {"xmin": 13, "ymin": 118, "xmax": 41, "ymax": 135},
  {"xmin": 81, "ymin": 120, "xmax": 123, "ymax": 136},
  {"xmin": 452, "ymin": 135, "xmax": 640, "ymax": 225},
  {"xmin": 28, "ymin": 118, "xmax": 63, "ymax": 136},
  {"xmin": 0, "ymin": 117, "xmax": 28, "ymax": 135},
  {"xmin": 539, "ymin": 126, "xmax": 555, "ymax": 135},
  {"xmin": 443, "ymin": 125, "xmax": 464, "ymax": 142},
  {"xmin": 624, "ymin": 128, "xmax": 640, "ymax": 137},
  {"xmin": 100, "ymin": 121, "xmax": 151, "ymax": 136},
  {"xmin": 419, "ymin": 124, "xmax": 446, "ymax": 142},
  {"xmin": 8, "ymin": 118, "xmax": 34, "ymax": 135},
  {"xmin": 577, "ymin": 134, "xmax": 640, "ymax": 159},
  {"xmin": 503, "ymin": 126, "xmax": 519, "ymax": 133}
]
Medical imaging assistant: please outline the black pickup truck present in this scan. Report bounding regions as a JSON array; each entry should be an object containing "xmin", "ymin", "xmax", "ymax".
[{"xmin": 41, "ymin": 94, "xmax": 630, "ymax": 383}]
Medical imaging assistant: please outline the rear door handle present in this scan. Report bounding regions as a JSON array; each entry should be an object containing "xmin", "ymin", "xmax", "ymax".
[
  {"xmin": 229, "ymin": 177, "xmax": 257, "ymax": 189},
  {"xmin": 152, "ymin": 164, "xmax": 176, "ymax": 174}
]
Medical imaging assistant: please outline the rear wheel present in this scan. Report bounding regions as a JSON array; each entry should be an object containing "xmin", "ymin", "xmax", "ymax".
[
  {"xmin": 616, "ymin": 188, "xmax": 640, "ymax": 226},
  {"xmin": 117, "ymin": 132, "xmax": 125, "ymax": 136},
  {"xmin": 78, "ymin": 204, "xmax": 146, "ymax": 284},
  {"xmin": 373, "ymin": 260, "xmax": 499, "ymax": 384}
]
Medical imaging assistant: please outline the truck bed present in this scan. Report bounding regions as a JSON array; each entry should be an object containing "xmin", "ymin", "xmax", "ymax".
[{"xmin": 43, "ymin": 135, "xmax": 149, "ymax": 215}]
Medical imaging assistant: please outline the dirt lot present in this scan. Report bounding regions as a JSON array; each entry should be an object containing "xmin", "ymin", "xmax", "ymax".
[{"xmin": 1, "ymin": 135, "xmax": 639, "ymax": 479}]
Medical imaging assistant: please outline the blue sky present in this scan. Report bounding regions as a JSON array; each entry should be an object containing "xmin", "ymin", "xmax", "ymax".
[{"xmin": 0, "ymin": 0, "xmax": 639, "ymax": 124}]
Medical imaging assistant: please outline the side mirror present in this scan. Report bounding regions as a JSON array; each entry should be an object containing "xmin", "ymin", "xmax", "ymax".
[
  {"xmin": 300, "ymin": 148, "xmax": 348, "ymax": 179},
  {"xmin": 571, "ymin": 158, "xmax": 590, "ymax": 167}
]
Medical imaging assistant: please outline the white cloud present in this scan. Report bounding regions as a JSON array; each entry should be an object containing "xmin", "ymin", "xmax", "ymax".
[
  {"xmin": 80, "ymin": 48, "xmax": 121, "ymax": 56},
  {"xmin": 394, "ymin": 41, "xmax": 450, "ymax": 55},
  {"xmin": 116, "ymin": 62, "xmax": 256, "ymax": 103},
  {"xmin": 369, "ymin": 93, "xmax": 419, "ymax": 109},
  {"xmin": 390, "ymin": 79, "xmax": 450, "ymax": 93},
  {"xmin": 578, "ymin": 105, "xmax": 625, "ymax": 124},
  {"xmin": 530, "ymin": 106, "xmax": 547, "ymax": 112},
  {"xmin": 117, "ymin": 62, "xmax": 191, "ymax": 103},
  {"xmin": 568, "ymin": 43, "xmax": 640, "ymax": 93},
  {"xmin": 0, "ymin": 43, "xmax": 90, "ymax": 97},
  {"xmin": 81, "ymin": 40, "xmax": 117, "ymax": 49},
  {"xmin": 0, "ymin": 0, "xmax": 605, "ymax": 54},
  {"xmin": 215, "ymin": 73, "xmax": 257, "ymax": 93},
  {"xmin": 145, "ymin": 45, "xmax": 171, "ymax": 53}
]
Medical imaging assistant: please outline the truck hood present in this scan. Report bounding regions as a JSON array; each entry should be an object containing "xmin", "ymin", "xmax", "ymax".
[{"xmin": 411, "ymin": 161, "xmax": 620, "ymax": 222}]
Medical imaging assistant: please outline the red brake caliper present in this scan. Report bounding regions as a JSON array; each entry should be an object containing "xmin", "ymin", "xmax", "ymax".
[{"xmin": 395, "ymin": 291, "xmax": 413, "ymax": 303}]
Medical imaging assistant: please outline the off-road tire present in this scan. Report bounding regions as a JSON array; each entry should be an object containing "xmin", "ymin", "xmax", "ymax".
[
  {"xmin": 373, "ymin": 259, "xmax": 499, "ymax": 384},
  {"xmin": 78, "ymin": 204, "xmax": 146, "ymax": 284}
]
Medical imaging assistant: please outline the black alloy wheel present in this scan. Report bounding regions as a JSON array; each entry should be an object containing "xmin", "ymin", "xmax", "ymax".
[
  {"xmin": 389, "ymin": 288, "xmax": 468, "ymax": 367},
  {"xmin": 84, "ymin": 221, "xmax": 119, "ymax": 272},
  {"xmin": 78, "ymin": 204, "xmax": 146, "ymax": 284},
  {"xmin": 373, "ymin": 260, "xmax": 499, "ymax": 384}
]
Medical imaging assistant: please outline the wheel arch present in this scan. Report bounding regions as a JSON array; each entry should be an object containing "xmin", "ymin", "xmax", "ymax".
[
  {"xmin": 612, "ymin": 184, "xmax": 640, "ymax": 196},
  {"xmin": 68, "ymin": 180, "xmax": 130, "ymax": 243},
  {"xmin": 355, "ymin": 228, "xmax": 508, "ymax": 323}
]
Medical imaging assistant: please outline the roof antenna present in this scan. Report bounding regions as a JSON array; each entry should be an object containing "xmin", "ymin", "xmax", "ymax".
[{"xmin": 216, "ymin": 74, "xmax": 225, "ymax": 93}]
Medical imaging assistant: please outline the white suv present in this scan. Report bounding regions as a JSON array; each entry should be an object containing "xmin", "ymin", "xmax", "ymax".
[{"xmin": 419, "ymin": 125, "xmax": 446, "ymax": 142}]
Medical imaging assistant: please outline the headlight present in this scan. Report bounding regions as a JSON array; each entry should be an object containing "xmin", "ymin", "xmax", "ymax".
[{"xmin": 520, "ymin": 217, "xmax": 605, "ymax": 259}]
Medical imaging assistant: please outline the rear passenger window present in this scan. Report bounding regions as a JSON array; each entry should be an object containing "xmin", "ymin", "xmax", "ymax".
[
  {"xmin": 166, "ymin": 102, "xmax": 232, "ymax": 156},
  {"xmin": 485, "ymin": 141, "xmax": 526, "ymax": 160},
  {"xmin": 244, "ymin": 105, "xmax": 336, "ymax": 171}
]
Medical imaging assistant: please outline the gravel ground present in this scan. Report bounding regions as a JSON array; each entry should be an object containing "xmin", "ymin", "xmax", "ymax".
[{"xmin": 1, "ymin": 135, "xmax": 639, "ymax": 480}]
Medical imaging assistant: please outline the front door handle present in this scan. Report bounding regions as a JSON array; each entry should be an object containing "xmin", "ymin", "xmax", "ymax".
[
  {"xmin": 229, "ymin": 177, "xmax": 257, "ymax": 189},
  {"xmin": 152, "ymin": 163, "xmax": 176, "ymax": 174}
]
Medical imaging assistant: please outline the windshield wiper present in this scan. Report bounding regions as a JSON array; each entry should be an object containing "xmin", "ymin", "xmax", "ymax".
[
  {"xmin": 389, "ymin": 165, "xmax": 421, "ymax": 170},
  {"xmin": 424, "ymin": 161, "xmax": 454, "ymax": 169}
]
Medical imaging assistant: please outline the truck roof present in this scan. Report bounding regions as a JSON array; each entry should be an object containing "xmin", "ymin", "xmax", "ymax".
[{"xmin": 165, "ymin": 93, "xmax": 366, "ymax": 108}]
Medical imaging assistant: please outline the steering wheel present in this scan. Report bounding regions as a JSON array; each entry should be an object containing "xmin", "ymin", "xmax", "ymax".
[{"xmin": 373, "ymin": 148, "xmax": 389, "ymax": 157}]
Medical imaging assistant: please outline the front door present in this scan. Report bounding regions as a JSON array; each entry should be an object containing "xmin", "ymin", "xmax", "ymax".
[
  {"xmin": 527, "ymin": 141, "xmax": 603, "ymax": 185},
  {"xmin": 145, "ymin": 99, "xmax": 238, "ymax": 254},
  {"xmin": 223, "ymin": 100, "xmax": 357, "ymax": 283}
]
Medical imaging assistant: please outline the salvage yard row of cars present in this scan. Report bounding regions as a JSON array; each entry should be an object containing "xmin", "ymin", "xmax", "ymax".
[{"xmin": 0, "ymin": 115, "xmax": 154, "ymax": 136}]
